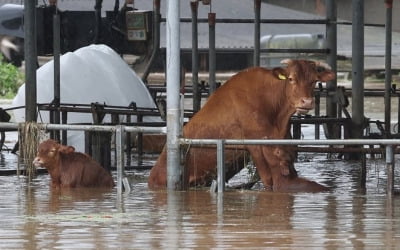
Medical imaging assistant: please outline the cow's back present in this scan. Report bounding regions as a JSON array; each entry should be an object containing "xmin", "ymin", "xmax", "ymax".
[
  {"xmin": 184, "ymin": 67, "xmax": 278, "ymax": 139},
  {"xmin": 60, "ymin": 153, "xmax": 114, "ymax": 188},
  {"xmin": 149, "ymin": 67, "xmax": 280, "ymax": 188}
]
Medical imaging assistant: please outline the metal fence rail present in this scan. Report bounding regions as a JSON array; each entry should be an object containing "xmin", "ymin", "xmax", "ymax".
[
  {"xmin": 180, "ymin": 138, "xmax": 400, "ymax": 146},
  {"xmin": 0, "ymin": 122, "xmax": 166, "ymax": 196},
  {"xmin": 1, "ymin": 122, "xmax": 397, "ymax": 195},
  {"xmin": 180, "ymin": 138, "xmax": 398, "ymax": 195},
  {"xmin": 0, "ymin": 122, "xmax": 166, "ymax": 134}
]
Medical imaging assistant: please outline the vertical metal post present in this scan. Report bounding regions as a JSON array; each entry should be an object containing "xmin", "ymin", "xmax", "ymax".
[
  {"xmin": 315, "ymin": 86, "xmax": 321, "ymax": 139},
  {"xmin": 53, "ymin": 13, "xmax": 61, "ymax": 141},
  {"xmin": 253, "ymin": 0, "xmax": 261, "ymax": 66},
  {"xmin": 191, "ymin": 1, "xmax": 200, "ymax": 112},
  {"xmin": 217, "ymin": 192, "xmax": 224, "ymax": 225},
  {"xmin": 61, "ymin": 111, "xmax": 67, "ymax": 144},
  {"xmin": 116, "ymin": 125, "xmax": 125, "ymax": 196},
  {"xmin": 384, "ymin": 0, "xmax": 393, "ymax": 137},
  {"xmin": 208, "ymin": 12, "xmax": 216, "ymax": 94},
  {"xmin": 325, "ymin": 0, "xmax": 338, "ymax": 138},
  {"xmin": 398, "ymin": 97, "xmax": 400, "ymax": 133},
  {"xmin": 351, "ymin": 0, "xmax": 364, "ymax": 139},
  {"xmin": 167, "ymin": 191, "xmax": 180, "ymax": 247},
  {"xmin": 125, "ymin": 115, "xmax": 131, "ymax": 167},
  {"xmin": 360, "ymin": 153, "xmax": 366, "ymax": 188},
  {"xmin": 142, "ymin": 0, "xmax": 161, "ymax": 81},
  {"xmin": 217, "ymin": 140, "xmax": 225, "ymax": 193},
  {"xmin": 166, "ymin": 0, "xmax": 183, "ymax": 190},
  {"xmin": 24, "ymin": 0, "xmax": 37, "ymax": 122},
  {"xmin": 137, "ymin": 114, "xmax": 143, "ymax": 165},
  {"xmin": 385, "ymin": 145, "xmax": 394, "ymax": 195},
  {"xmin": 94, "ymin": 0, "xmax": 102, "ymax": 44}
]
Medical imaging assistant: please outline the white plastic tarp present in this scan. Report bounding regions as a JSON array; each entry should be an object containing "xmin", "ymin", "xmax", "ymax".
[{"xmin": 12, "ymin": 44, "xmax": 161, "ymax": 151}]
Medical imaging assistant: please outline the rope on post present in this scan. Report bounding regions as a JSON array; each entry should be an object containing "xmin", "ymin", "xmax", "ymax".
[{"xmin": 19, "ymin": 122, "xmax": 44, "ymax": 180}]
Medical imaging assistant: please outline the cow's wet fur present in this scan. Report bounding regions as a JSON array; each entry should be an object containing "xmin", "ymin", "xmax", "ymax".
[
  {"xmin": 148, "ymin": 59, "xmax": 335, "ymax": 192},
  {"xmin": 33, "ymin": 139, "xmax": 114, "ymax": 189}
]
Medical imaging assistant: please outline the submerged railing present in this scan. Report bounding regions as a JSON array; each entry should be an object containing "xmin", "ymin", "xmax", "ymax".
[
  {"xmin": 0, "ymin": 122, "xmax": 166, "ymax": 196},
  {"xmin": 0, "ymin": 122, "xmax": 398, "ymax": 196},
  {"xmin": 180, "ymin": 138, "xmax": 399, "ymax": 195}
]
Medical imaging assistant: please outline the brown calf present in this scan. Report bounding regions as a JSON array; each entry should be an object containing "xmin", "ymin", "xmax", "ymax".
[{"xmin": 33, "ymin": 139, "xmax": 114, "ymax": 189}]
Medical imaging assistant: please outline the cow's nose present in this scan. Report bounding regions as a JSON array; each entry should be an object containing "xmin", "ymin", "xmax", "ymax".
[
  {"xmin": 32, "ymin": 157, "xmax": 41, "ymax": 166},
  {"xmin": 300, "ymin": 98, "xmax": 314, "ymax": 109}
]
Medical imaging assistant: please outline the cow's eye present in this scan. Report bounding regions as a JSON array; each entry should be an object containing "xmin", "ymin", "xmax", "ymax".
[{"xmin": 49, "ymin": 148, "xmax": 56, "ymax": 156}]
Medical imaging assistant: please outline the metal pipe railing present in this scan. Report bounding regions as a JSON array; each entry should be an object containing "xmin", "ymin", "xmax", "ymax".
[
  {"xmin": 208, "ymin": 12, "xmax": 216, "ymax": 94},
  {"xmin": 325, "ymin": 0, "xmax": 338, "ymax": 139},
  {"xmin": 191, "ymin": 1, "xmax": 200, "ymax": 112},
  {"xmin": 0, "ymin": 122, "xmax": 165, "ymax": 134},
  {"xmin": 180, "ymin": 138, "xmax": 400, "ymax": 146},
  {"xmin": 0, "ymin": 122, "xmax": 166, "ymax": 196},
  {"xmin": 180, "ymin": 138, "xmax": 398, "ymax": 195},
  {"xmin": 385, "ymin": 0, "xmax": 393, "ymax": 137},
  {"xmin": 52, "ymin": 13, "xmax": 61, "ymax": 141},
  {"xmin": 351, "ymin": 0, "xmax": 365, "ymax": 140},
  {"xmin": 166, "ymin": 0, "xmax": 182, "ymax": 190},
  {"xmin": 24, "ymin": 0, "xmax": 37, "ymax": 122},
  {"xmin": 2, "ymin": 121, "xmax": 397, "ymax": 195},
  {"xmin": 253, "ymin": 0, "xmax": 261, "ymax": 67},
  {"xmin": 163, "ymin": 17, "xmax": 329, "ymax": 24},
  {"xmin": 141, "ymin": 0, "xmax": 161, "ymax": 82}
]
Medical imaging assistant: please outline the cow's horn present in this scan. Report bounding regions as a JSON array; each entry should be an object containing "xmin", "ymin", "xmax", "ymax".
[
  {"xmin": 280, "ymin": 59, "xmax": 292, "ymax": 65},
  {"xmin": 315, "ymin": 61, "xmax": 332, "ymax": 71}
]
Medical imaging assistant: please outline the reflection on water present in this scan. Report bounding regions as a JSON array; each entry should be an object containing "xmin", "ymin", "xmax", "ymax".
[{"xmin": 0, "ymin": 150, "xmax": 399, "ymax": 249}]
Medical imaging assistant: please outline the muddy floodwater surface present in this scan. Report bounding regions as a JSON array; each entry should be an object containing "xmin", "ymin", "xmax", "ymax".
[
  {"xmin": 0, "ymin": 96, "xmax": 400, "ymax": 249},
  {"xmin": 0, "ymin": 135, "xmax": 399, "ymax": 249}
]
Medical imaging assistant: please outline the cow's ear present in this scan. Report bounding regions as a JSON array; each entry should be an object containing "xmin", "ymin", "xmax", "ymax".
[
  {"xmin": 272, "ymin": 67, "xmax": 288, "ymax": 81},
  {"xmin": 60, "ymin": 145, "xmax": 75, "ymax": 154},
  {"xmin": 318, "ymin": 70, "xmax": 336, "ymax": 82}
]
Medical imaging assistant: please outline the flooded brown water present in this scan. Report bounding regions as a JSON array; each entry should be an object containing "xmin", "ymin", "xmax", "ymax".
[
  {"xmin": 1, "ymin": 95, "xmax": 400, "ymax": 249},
  {"xmin": 0, "ymin": 146, "xmax": 399, "ymax": 249}
]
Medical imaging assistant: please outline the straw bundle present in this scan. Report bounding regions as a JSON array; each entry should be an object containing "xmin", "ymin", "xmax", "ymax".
[{"xmin": 18, "ymin": 122, "xmax": 44, "ymax": 180}]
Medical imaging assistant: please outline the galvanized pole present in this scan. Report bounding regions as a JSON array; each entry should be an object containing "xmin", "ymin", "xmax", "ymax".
[
  {"xmin": 217, "ymin": 140, "xmax": 225, "ymax": 192},
  {"xmin": 208, "ymin": 12, "xmax": 216, "ymax": 94},
  {"xmin": 142, "ymin": 0, "xmax": 161, "ymax": 82},
  {"xmin": 386, "ymin": 145, "xmax": 394, "ymax": 195},
  {"xmin": 351, "ymin": 0, "xmax": 364, "ymax": 139},
  {"xmin": 166, "ymin": 0, "xmax": 183, "ymax": 190},
  {"xmin": 115, "ymin": 125, "xmax": 124, "ymax": 196},
  {"xmin": 325, "ymin": 0, "xmax": 338, "ymax": 138},
  {"xmin": 53, "ymin": 13, "xmax": 61, "ymax": 141},
  {"xmin": 253, "ymin": 0, "xmax": 261, "ymax": 67},
  {"xmin": 24, "ymin": 0, "xmax": 37, "ymax": 122},
  {"xmin": 384, "ymin": 0, "xmax": 393, "ymax": 137},
  {"xmin": 94, "ymin": 0, "xmax": 102, "ymax": 44},
  {"xmin": 191, "ymin": 1, "xmax": 200, "ymax": 112}
]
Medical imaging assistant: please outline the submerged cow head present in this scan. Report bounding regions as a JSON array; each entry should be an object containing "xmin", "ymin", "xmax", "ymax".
[
  {"xmin": 272, "ymin": 59, "xmax": 336, "ymax": 114},
  {"xmin": 33, "ymin": 139, "xmax": 75, "ymax": 169}
]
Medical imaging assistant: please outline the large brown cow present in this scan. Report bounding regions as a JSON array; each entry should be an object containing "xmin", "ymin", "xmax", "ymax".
[
  {"xmin": 148, "ymin": 59, "xmax": 335, "ymax": 191},
  {"xmin": 33, "ymin": 139, "xmax": 115, "ymax": 189}
]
